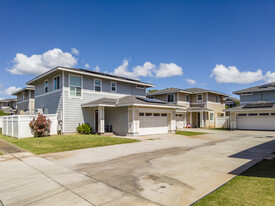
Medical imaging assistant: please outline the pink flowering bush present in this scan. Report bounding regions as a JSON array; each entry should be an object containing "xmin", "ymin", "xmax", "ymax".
[{"xmin": 29, "ymin": 114, "xmax": 51, "ymax": 137}]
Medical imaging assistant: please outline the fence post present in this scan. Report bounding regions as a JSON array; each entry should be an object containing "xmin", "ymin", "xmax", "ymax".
[{"xmin": 18, "ymin": 115, "xmax": 21, "ymax": 139}]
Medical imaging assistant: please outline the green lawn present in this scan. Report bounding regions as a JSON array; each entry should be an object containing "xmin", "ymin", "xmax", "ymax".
[
  {"xmin": 194, "ymin": 159, "xmax": 275, "ymax": 206},
  {"xmin": 0, "ymin": 134, "xmax": 138, "ymax": 155},
  {"xmin": 0, "ymin": 151, "xmax": 3, "ymax": 155},
  {"xmin": 176, "ymin": 131, "xmax": 208, "ymax": 136}
]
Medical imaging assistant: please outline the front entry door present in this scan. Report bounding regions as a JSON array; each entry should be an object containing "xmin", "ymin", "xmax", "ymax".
[
  {"xmin": 95, "ymin": 109, "xmax": 98, "ymax": 132},
  {"xmin": 197, "ymin": 113, "xmax": 200, "ymax": 128}
]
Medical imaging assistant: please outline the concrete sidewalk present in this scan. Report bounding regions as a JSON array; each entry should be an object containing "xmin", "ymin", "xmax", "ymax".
[{"xmin": 0, "ymin": 130, "xmax": 274, "ymax": 206}]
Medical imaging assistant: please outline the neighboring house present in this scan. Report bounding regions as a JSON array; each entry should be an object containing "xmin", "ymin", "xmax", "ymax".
[
  {"xmin": 12, "ymin": 86, "xmax": 35, "ymax": 115},
  {"xmin": 224, "ymin": 97, "xmax": 239, "ymax": 108},
  {"xmin": 0, "ymin": 98, "xmax": 17, "ymax": 114},
  {"xmin": 227, "ymin": 82, "xmax": 275, "ymax": 131},
  {"xmin": 146, "ymin": 88, "xmax": 228, "ymax": 129},
  {"xmin": 25, "ymin": 66, "xmax": 182, "ymax": 136}
]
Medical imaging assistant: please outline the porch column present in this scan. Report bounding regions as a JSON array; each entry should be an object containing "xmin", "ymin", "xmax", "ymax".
[
  {"xmin": 200, "ymin": 111, "xmax": 204, "ymax": 128},
  {"xmin": 98, "ymin": 106, "xmax": 105, "ymax": 134}
]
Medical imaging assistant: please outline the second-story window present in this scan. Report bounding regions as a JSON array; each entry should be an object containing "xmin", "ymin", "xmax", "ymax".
[
  {"xmin": 70, "ymin": 75, "xmax": 82, "ymax": 97},
  {"xmin": 44, "ymin": 80, "xmax": 48, "ymax": 93},
  {"xmin": 94, "ymin": 79, "xmax": 102, "ymax": 92},
  {"xmin": 197, "ymin": 94, "xmax": 203, "ymax": 101},
  {"xmin": 54, "ymin": 76, "xmax": 60, "ymax": 90},
  {"xmin": 167, "ymin": 94, "xmax": 175, "ymax": 103},
  {"xmin": 216, "ymin": 95, "xmax": 219, "ymax": 103},
  {"xmin": 185, "ymin": 94, "xmax": 189, "ymax": 102},
  {"xmin": 111, "ymin": 82, "xmax": 117, "ymax": 92}
]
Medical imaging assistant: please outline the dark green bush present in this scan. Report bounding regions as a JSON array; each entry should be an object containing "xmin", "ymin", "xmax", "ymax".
[{"xmin": 76, "ymin": 123, "xmax": 93, "ymax": 135}]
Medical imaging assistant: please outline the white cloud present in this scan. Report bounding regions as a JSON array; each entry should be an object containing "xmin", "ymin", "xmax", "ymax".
[
  {"xmin": 133, "ymin": 62, "xmax": 156, "ymax": 77},
  {"xmin": 7, "ymin": 48, "xmax": 78, "ymax": 75},
  {"xmin": 210, "ymin": 65, "xmax": 264, "ymax": 84},
  {"xmin": 71, "ymin": 48, "xmax": 79, "ymax": 56},
  {"xmin": 113, "ymin": 59, "xmax": 182, "ymax": 79},
  {"xmin": 84, "ymin": 63, "xmax": 90, "ymax": 69},
  {"xmin": 113, "ymin": 59, "xmax": 138, "ymax": 79},
  {"xmin": 155, "ymin": 63, "xmax": 183, "ymax": 78},
  {"xmin": 265, "ymin": 71, "xmax": 275, "ymax": 83},
  {"xmin": 0, "ymin": 86, "xmax": 22, "ymax": 95},
  {"xmin": 93, "ymin": 66, "xmax": 100, "ymax": 72},
  {"xmin": 186, "ymin": 78, "xmax": 196, "ymax": 85}
]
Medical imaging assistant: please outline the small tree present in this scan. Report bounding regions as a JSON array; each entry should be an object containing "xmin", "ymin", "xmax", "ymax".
[{"xmin": 29, "ymin": 114, "xmax": 51, "ymax": 137}]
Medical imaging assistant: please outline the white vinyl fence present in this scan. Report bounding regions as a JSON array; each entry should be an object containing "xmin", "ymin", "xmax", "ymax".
[
  {"xmin": 215, "ymin": 117, "xmax": 229, "ymax": 128},
  {"xmin": 0, "ymin": 116, "xmax": 3, "ymax": 129},
  {"xmin": 2, "ymin": 114, "xmax": 58, "ymax": 139}
]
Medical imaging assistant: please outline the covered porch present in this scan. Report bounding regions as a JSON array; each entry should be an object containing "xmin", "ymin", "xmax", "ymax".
[{"xmin": 186, "ymin": 107, "xmax": 213, "ymax": 128}]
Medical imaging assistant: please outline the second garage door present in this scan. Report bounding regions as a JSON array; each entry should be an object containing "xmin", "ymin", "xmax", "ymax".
[
  {"xmin": 139, "ymin": 112, "xmax": 169, "ymax": 135},
  {"xmin": 236, "ymin": 113, "xmax": 275, "ymax": 131}
]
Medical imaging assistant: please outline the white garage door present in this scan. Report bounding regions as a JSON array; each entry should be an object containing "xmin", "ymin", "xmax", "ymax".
[
  {"xmin": 176, "ymin": 113, "xmax": 185, "ymax": 129},
  {"xmin": 139, "ymin": 112, "xmax": 169, "ymax": 135},
  {"xmin": 237, "ymin": 113, "xmax": 275, "ymax": 131}
]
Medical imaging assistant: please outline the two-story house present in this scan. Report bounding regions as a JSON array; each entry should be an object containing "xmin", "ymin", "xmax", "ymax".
[
  {"xmin": 227, "ymin": 82, "xmax": 275, "ymax": 131},
  {"xmin": 0, "ymin": 98, "xmax": 17, "ymax": 114},
  {"xmin": 147, "ymin": 88, "xmax": 228, "ymax": 129},
  {"xmin": 12, "ymin": 86, "xmax": 35, "ymax": 114},
  {"xmin": 25, "ymin": 66, "xmax": 183, "ymax": 136}
]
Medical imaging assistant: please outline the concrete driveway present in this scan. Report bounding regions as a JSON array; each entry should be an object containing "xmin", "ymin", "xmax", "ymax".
[{"xmin": 0, "ymin": 130, "xmax": 274, "ymax": 206}]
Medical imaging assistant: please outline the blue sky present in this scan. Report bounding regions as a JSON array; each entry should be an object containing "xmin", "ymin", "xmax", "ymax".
[{"xmin": 0, "ymin": 0, "xmax": 275, "ymax": 99}]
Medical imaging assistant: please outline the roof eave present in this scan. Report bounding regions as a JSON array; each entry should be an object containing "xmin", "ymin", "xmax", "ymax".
[{"xmin": 26, "ymin": 66, "xmax": 154, "ymax": 87}]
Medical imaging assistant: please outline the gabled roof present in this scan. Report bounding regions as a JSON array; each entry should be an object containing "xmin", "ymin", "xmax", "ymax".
[
  {"xmin": 226, "ymin": 102, "xmax": 275, "ymax": 112},
  {"xmin": 82, "ymin": 95, "xmax": 185, "ymax": 109},
  {"xmin": 12, "ymin": 86, "xmax": 35, "ymax": 95},
  {"xmin": 147, "ymin": 87, "xmax": 228, "ymax": 96},
  {"xmin": 224, "ymin": 97, "xmax": 239, "ymax": 102},
  {"xmin": 233, "ymin": 82, "xmax": 275, "ymax": 94},
  {"xmin": 26, "ymin": 66, "xmax": 154, "ymax": 87},
  {"xmin": 0, "ymin": 98, "xmax": 17, "ymax": 103}
]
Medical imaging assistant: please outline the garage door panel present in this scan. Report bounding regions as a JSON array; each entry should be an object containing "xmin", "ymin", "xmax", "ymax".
[
  {"xmin": 237, "ymin": 114, "xmax": 275, "ymax": 131},
  {"xmin": 139, "ymin": 113, "xmax": 169, "ymax": 135}
]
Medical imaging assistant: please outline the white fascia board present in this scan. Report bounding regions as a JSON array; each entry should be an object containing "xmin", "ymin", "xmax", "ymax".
[
  {"xmin": 118, "ymin": 103, "xmax": 184, "ymax": 109},
  {"xmin": 82, "ymin": 104, "xmax": 116, "ymax": 108},
  {"xmin": 26, "ymin": 66, "xmax": 154, "ymax": 87},
  {"xmin": 59, "ymin": 67, "xmax": 154, "ymax": 87}
]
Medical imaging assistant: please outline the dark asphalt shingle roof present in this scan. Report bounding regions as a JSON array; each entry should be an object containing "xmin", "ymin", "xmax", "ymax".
[
  {"xmin": 147, "ymin": 87, "xmax": 228, "ymax": 96},
  {"xmin": 82, "ymin": 95, "xmax": 185, "ymax": 108},
  {"xmin": 233, "ymin": 82, "xmax": 275, "ymax": 94}
]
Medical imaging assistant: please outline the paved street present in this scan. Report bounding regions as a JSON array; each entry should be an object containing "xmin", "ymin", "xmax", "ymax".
[{"xmin": 0, "ymin": 130, "xmax": 274, "ymax": 206}]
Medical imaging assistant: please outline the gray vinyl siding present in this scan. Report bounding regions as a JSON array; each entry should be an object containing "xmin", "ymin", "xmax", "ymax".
[
  {"xmin": 64, "ymin": 71, "xmax": 146, "ymax": 96},
  {"xmin": 63, "ymin": 89, "xmax": 122, "ymax": 133},
  {"xmin": 35, "ymin": 90, "xmax": 63, "ymax": 117},
  {"xmin": 34, "ymin": 71, "xmax": 63, "ymax": 97},
  {"xmin": 105, "ymin": 107, "xmax": 128, "ymax": 136},
  {"xmin": 240, "ymin": 90, "xmax": 275, "ymax": 104},
  {"xmin": 17, "ymin": 101, "xmax": 29, "ymax": 111}
]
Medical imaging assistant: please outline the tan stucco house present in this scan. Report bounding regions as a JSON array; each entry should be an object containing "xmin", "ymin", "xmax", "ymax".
[{"xmin": 146, "ymin": 87, "xmax": 229, "ymax": 129}]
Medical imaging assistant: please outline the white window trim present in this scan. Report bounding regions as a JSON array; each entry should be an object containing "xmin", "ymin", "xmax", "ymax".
[
  {"xmin": 69, "ymin": 74, "xmax": 83, "ymax": 99},
  {"xmin": 136, "ymin": 85, "xmax": 145, "ymax": 89},
  {"xmin": 94, "ymin": 79, "xmax": 102, "ymax": 92},
  {"xmin": 110, "ymin": 81, "xmax": 117, "ymax": 93},
  {"xmin": 44, "ymin": 79, "xmax": 49, "ymax": 94},
  {"xmin": 197, "ymin": 94, "xmax": 203, "ymax": 102},
  {"xmin": 167, "ymin": 94, "xmax": 175, "ymax": 103},
  {"xmin": 209, "ymin": 112, "xmax": 214, "ymax": 121},
  {"xmin": 53, "ymin": 75, "xmax": 61, "ymax": 91}
]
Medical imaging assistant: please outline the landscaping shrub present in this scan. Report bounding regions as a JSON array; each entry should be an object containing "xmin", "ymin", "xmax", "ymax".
[
  {"xmin": 76, "ymin": 123, "xmax": 93, "ymax": 134},
  {"xmin": 0, "ymin": 110, "xmax": 7, "ymax": 116},
  {"xmin": 29, "ymin": 114, "xmax": 51, "ymax": 137}
]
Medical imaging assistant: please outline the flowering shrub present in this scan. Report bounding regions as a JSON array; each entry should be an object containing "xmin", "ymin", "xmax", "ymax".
[{"xmin": 29, "ymin": 114, "xmax": 51, "ymax": 137}]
